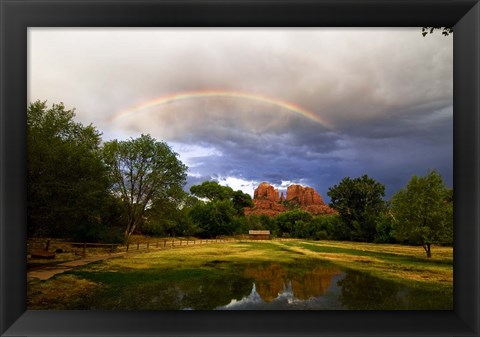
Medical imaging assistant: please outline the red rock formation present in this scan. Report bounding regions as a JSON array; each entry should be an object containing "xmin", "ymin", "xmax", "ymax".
[
  {"xmin": 244, "ymin": 182, "xmax": 336, "ymax": 217},
  {"xmin": 245, "ymin": 182, "xmax": 285, "ymax": 216},
  {"xmin": 254, "ymin": 182, "xmax": 280, "ymax": 202},
  {"xmin": 286, "ymin": 185, "xmax": 324, "ymax": 206}
]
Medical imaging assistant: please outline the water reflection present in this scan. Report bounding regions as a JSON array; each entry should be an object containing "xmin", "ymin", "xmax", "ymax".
[
  {"xmin": 243, "ymin": 262, "xmax": 341, "ymax": 302},
  {"xmin": 211, "ymin": 262, "xmax": 346, "ymax": 309},
  {"xmin": 216, "ymin": 276, "xmax": 347, "ymax": 310},
  {"xmin": 88, "ymin": 260, "xmax": 451, "ymax": 310}
]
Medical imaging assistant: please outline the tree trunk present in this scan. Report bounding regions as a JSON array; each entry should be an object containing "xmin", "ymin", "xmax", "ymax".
[
  {"xmin": 124, "ymin": 229, "xmax": 130, "ymax": 244},
  {"xmin": 423, "ymin": 243, "xmax": 432, "ymax": 258},
  {"xmin": 124, "ymin": 218, "xmax": 138, "ymax": 244}
]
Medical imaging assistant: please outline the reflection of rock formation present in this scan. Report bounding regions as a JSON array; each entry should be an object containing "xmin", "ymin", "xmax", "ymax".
[
  {"xmin": 291, "ymin": 268, "xmax": 340, "ymax": 300},
  {"xmin": 243, "ymin": 263, "xmax": 286, "ymax": 301},
  {"xmin": 243, "ymin": 263, "xmax": 341, "ymax": 302},
  {"xmin": 245, "ymin": 182, "xmax": 336, "ymax": 217},
  {"xmin": 220, "ymin": 283, "xmax": 265, "ymax": 309}
]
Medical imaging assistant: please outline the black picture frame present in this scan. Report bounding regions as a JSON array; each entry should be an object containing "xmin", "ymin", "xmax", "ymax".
[{"xmin": 1, "ymin": 0, "xmax": 479, "ymax": 336}]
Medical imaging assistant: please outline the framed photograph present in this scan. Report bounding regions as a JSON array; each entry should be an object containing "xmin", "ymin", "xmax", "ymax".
[{"xmin": 1, "ymin": 0, "xmax": 479, "ymax": 336}]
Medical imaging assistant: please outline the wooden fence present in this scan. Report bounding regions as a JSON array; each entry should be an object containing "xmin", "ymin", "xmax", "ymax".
[
  {"xmin": 28, "ymin": 237, "xmax": 236, "ymax": 258},
  {"xmin": 28, "ymin": 236, "xmax": 298, "ymax": 259},
  {"xmin": 124, "ymin": 238, "xmax": 233, "ymax": 253}
]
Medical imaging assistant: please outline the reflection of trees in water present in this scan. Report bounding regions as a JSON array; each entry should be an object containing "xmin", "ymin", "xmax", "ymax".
[
  {"xmin": 180, "ymin": 274, "xmax": 253, "ymax": 309},
  {"xmin": 100, "ymin": 269, "xmax": 254, "ymax": 310},
  {"xmin": 337, "ymin": 270, "xmax": 452, "ymax": 310},
  {"xmin": 337, "ymin": 271, "xmax": 407, "ymax": 310},
  {"xmin": 150, "ymin": 262, "xmax": 343, "ymax": 309},
  {"xmin": 243, "ymin": 262, "xmax": 341, "ymax": 302},
  {"xmin": 89, "ymin": 262, "xmax": 450, "ymax": 310}
]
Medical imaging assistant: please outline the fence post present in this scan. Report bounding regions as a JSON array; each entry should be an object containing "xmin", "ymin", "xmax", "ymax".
[
  {"xmin": 186, "ymin": 240, "xmax": 189, "ymax": 246},
  {"xmin": 147, "ymin": 242, "xmax": 149, "ymax": 249},
  {"xmin": 126, "ymin": 243, "xmax": 129, "ymax": 252},
  {"xmin": 83, "ymin": 242, "xmax": 86, "ymax": 257},
  {"xmin": 180, "ymin": 240, "xmax": 182, "ymax": 246},
  {"xmin": 110, "ymin": 244, "xmax": 114, "ymax": 254},
  {"xmin": 137, "ymin": 242, "xmax": 139, "ymax": 250}
]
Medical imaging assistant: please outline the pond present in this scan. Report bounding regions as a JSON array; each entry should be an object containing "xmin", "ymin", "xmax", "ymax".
[{"xmin": 84, "ymin": 260, "xmax": 451, "ymax": 310}]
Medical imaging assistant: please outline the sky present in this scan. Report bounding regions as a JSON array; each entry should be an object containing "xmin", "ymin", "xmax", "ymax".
[{"xmin": 28, "ymin": 28, "xmax": 453, "ymax": 201}]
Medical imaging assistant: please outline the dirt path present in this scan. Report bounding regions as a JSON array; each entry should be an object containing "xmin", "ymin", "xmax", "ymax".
[{"xmin": 27, "ymin": 252, "xmax": 126, "ymax": 281}]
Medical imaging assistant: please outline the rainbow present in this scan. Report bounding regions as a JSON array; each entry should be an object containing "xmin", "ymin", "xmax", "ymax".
[{"xmin": 111, "ymin": 90, "xmax": 331, "ymax": 128}]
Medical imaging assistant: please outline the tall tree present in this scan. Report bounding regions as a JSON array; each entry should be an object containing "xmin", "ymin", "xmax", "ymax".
[
  {"xmin": 143, "ymin": 187, "xmax": 199, "ymax": 237},
  {"xmin": 27, "ymin": 101, "xmax": 110, "ymax": 238},
  {"xmin": 190, "ymin": 181, "xmax": 233, "ymax": 201},
  {"xmin": 190, "ymin": 181, "xmax": 252, "ymax": 215},
  {"xmin": 189, "ymin": 199, "xmax": 237, "ymax": 238},
  {"xmin": 102, "ymin": 134, "xmax": 187, "ymax": 242},
  {"xmin": 390, "ymin": 170, "xmax": 453, "ymax": 257},
  {"xmin": 327, "ymin": 175, "xmax": 386, "ymax": 242}
]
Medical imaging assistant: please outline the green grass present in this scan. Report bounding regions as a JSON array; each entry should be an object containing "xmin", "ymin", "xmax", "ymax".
[{"xmin": 28, "ymin": 240, "xmax": 453, "ymax": 310}]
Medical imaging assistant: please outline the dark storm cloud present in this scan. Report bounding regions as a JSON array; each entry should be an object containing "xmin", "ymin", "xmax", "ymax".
[{"xmin": 29, "ymin": 28, "xmax": 453, "ymax": 199}]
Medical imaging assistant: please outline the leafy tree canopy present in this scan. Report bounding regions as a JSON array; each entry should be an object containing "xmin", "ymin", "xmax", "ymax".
[
  {"xmin": 27, "ymin": 101, "xmax": 111, "ymax": 238},
  {"xmin": 327, "ymin": 175, "xmax": 386, "ymax": 242},
  {"xmin": 190, "ymin": 181, "xmax": 252, "ymax": 215},
  {"xmin": 189, "ymin": 199, "xmax": 238, "ymax": 238},
  {"xmin": 102, "ymin": 134, "xmax": 187, "ymax": 242},
  {"xmin": 390, "ymin": 170, "xmax": 453, "ymax": 257},
  {"xmin": 143, "ymin": 187, "xmax": 200, "ymax": 237},
  {"xmin": 190, "ymin": 181, "xmax": 234, "ymax": 201}
]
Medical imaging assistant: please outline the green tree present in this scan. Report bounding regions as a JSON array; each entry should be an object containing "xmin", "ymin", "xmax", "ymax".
[
  {"xmin": 308, "ymin": 215, "xmax": 342, "ymax": 240},
  {"xmin": 231, "ymin": 190, "xmax": 254, "ymax": 216},
  {"xmin": 102, "ymin": 134, "xmax": 187, "ymax": 242},
  {"xmin": 373, "ymin": 210, "xmax": 395, "ymax": 244},
  {"xmin": 275, "ymin": 210, "xmax": 313, "ymax": 238},
  {"xmin": 247, "ymin": 214, "xmax": 278, "ymax": 236},
  {"xmin": 27, "ymin": 101, "xmax": 111, "ymax": 238},
  {"xmin": 327, "ymin": 175, "xmax": 386, "ymax": 242},
  {"xmin": 190, "ymin": 181, "xmax": 253, "ymax": 216},
  {"xmin": 143, "ymin": 188, "xmax": 199, "ymax": 237},
  {"xmin": 189, "ymin": 199, "xmax": 237, "ymax": 238},
  {"xmin": 390, "ymin": 170, "xmax": 453, "ymax": 257},
  {"xmin": 190, "ymin": 181, "xmax": 233, "ymax": 201}
]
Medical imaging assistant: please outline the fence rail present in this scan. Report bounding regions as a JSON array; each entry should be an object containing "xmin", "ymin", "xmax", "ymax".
[
  {"xmin": 27, "ymin": 236, "xmax": 298, "ymax": 259},
  {"xmin": 27, "ymin": 237, "xmax": 238, "ymax": 257}
]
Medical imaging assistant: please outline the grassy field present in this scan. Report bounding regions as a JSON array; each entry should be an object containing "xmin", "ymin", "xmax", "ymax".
[{"xmin": 28, "ymin": 239, "xmax": 453, "ymax": 310}]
